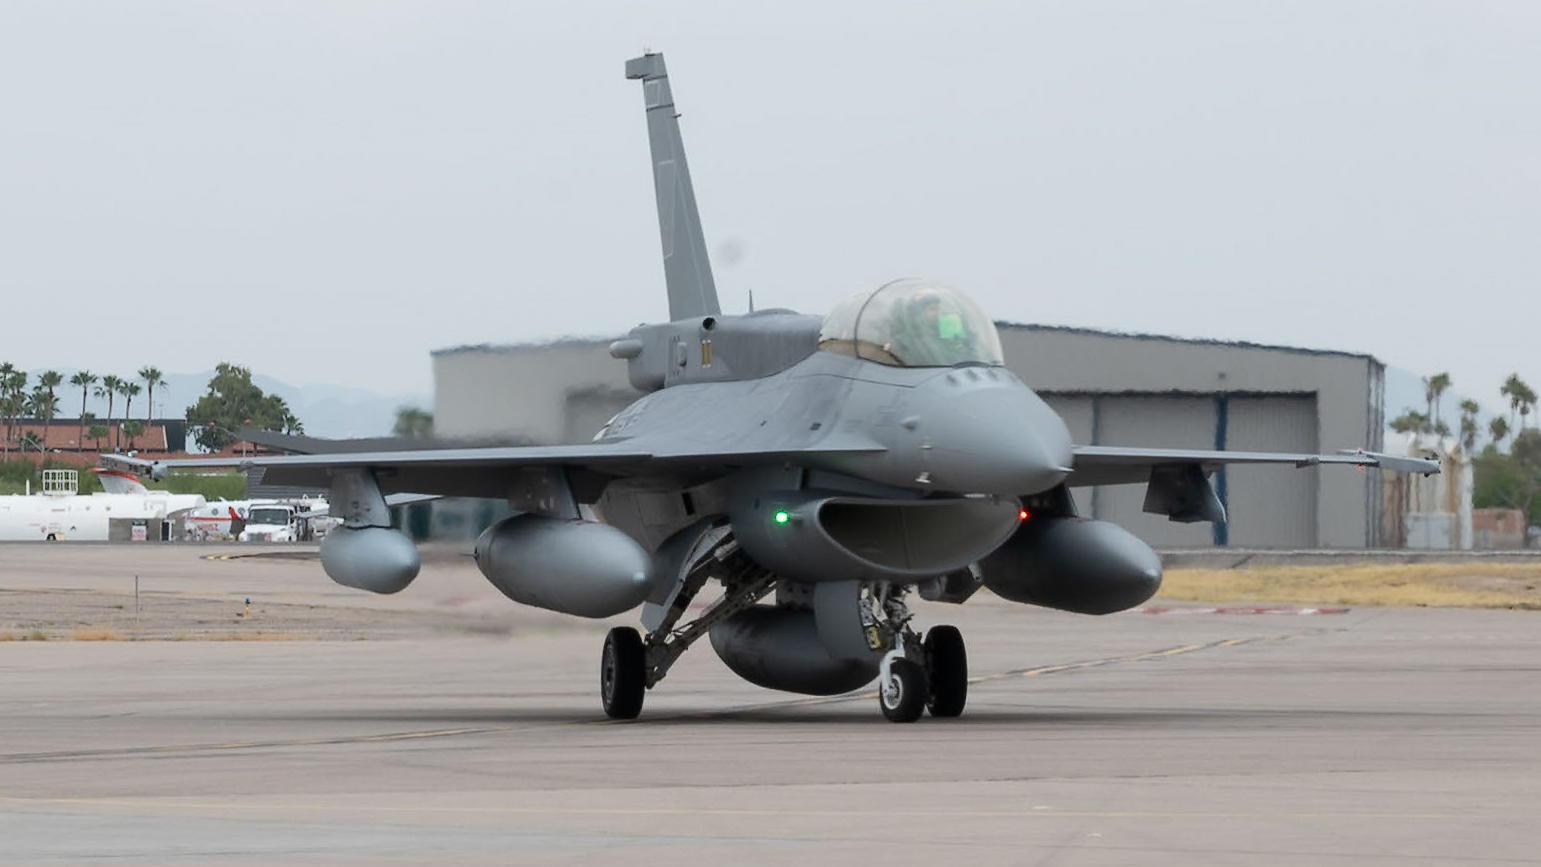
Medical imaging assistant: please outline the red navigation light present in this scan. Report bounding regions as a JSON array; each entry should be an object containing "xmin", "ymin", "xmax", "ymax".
[{"xmin": 1018, "ymin": 509, "xmax": 1030, "ymax": 521}]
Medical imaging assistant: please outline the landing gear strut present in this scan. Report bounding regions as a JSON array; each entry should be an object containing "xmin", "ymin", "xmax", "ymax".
[{"xmin": 599, "ymin": 534, "xmax": 775, "ymax": 720}]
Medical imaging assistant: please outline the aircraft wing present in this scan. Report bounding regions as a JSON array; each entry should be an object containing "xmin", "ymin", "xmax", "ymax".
[
  {"xmin": 1067, "ymin": 445, "xmax": 1439, "ymax": 488},
  {"xmin": 99, "ymin": 439, "xmax": 884, "ymax": 500}
]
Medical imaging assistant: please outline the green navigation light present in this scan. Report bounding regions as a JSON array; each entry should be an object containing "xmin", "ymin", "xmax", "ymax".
[{"xmin": 774, "ymin": 510, "xmax": 791, "ymax": 525}]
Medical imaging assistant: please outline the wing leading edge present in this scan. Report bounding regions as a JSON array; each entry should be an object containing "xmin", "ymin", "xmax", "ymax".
[
  {"xmin": 1068, "ymin": 445, "xmax": 1440, "ymax": 488},
  {"xmin": 100, "ymin": 439, "xmax": 885, "ymax": 500},
  {"xmin": 1065, "ymin": 444, "xmax": 1438, "ymax": 524}
]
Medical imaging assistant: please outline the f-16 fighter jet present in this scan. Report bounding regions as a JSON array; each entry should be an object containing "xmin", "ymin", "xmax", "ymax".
[{"xmin": 107, "ymin": 54, "xmax": 1437, "ymax": 722}]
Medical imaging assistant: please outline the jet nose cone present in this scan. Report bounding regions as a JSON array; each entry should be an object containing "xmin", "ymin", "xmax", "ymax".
[{"xmin": 925, "ymin": 378, "xmax": 1074, "ymax": 495}]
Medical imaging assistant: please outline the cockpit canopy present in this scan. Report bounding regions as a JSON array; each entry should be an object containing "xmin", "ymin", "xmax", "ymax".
[{"xmin": 817, "ymin": 279, "xmax": 1005, "ymax": 368}]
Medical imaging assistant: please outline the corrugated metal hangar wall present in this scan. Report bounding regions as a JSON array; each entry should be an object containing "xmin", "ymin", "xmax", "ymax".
[{"xmin": 433, "ymin": 323, "xmax": 1385, "ymax": 548}]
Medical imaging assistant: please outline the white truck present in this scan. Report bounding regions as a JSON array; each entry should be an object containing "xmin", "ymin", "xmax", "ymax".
[{"xmin": 238, "ymin": 504, "xmax": 302, "ymax": 542}]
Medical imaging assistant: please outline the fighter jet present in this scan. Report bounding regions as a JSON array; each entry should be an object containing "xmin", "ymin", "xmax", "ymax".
[{"xmin": 107, "ymin": 53, "xmax": 1438, "ymax": 723}]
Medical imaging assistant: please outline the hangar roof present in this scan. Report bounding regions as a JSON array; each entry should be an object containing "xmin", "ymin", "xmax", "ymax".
[
  {"xmin": 434, "ymin": 322, "xmax": 1378, "ymax": 364},
  {"xmin": 996, "ymin": 322, "xmax": 1377, "ymax": 363}
]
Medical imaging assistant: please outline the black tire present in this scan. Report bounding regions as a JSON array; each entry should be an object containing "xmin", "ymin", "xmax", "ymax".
[
  {"xmin": 878, "ymin": 658, "xmax": 927, "ymax": 723},
  {"xmin": 925, "ymin": 625, "xmax": 968, "ymax": 718},
  {"xmin": 600, "ymin": 627, "xmax": 646, "ymax": 720}
]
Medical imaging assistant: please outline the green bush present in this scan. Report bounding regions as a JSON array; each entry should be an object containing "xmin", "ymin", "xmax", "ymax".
[
  {"xmin": 0, "ymin": 459, "xmax": 246, "ymax": 500},
  {"xmin": 0, "ymin": 458, "xmax": 105, "ymax": 495}
]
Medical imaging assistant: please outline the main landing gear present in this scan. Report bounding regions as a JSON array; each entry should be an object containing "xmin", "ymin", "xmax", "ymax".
[
  {"xmin": 600, "ymin": 627, "xmax": 646, "ymax": 720},
  {"xmin": 599, "ymin": 549, "xmax": 970, "ymax": 723},
  {"xmin": 600, "ymin": 534, "xmax": 776, "ymax": 720}
]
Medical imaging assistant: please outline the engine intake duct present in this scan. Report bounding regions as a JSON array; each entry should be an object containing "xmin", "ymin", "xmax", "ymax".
[
  {"xmin": 709, "ymin": 606, "xmax": 879, "ymax": 695},
  {"xmin": 731, "ymin": 490, "xmax": 1020, "ymax": 584},
  {"xmin": 976, "ymin": 516, "xmax": 1162, "ymax": 615}
]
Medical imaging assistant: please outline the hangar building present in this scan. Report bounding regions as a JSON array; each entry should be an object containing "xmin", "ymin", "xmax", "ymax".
[{"xmin": 432, "ymin": 323, "xmax": 1386, "ymax": 548}]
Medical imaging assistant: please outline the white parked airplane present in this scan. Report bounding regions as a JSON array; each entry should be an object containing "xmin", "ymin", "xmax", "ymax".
[{"xmin": 0, "ymin": 470, "xmax": 206, "ymax": 542}]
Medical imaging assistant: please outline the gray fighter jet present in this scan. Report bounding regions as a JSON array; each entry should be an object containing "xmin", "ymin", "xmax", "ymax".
[{"xmin": 110, "ymin": 53, "xmax": 1437, "ymax": 723}]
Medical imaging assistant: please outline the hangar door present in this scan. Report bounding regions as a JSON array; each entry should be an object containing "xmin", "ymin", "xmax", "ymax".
[
  {"xmin": 1222, "ymin": 396, "xmax": 1317, "ymax": 548},
  {"xmin": 1092, "ymin": 396, "xmax": 1217, "ymax": 548},
  {"xmin": 1043, "ymin": 393, "xmax": 1319, "ymax": 548}
]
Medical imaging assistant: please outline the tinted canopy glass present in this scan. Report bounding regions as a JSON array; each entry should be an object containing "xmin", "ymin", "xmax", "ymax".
[{"xmin": 818, "ymin": 279, "xmax": 1005, "ymax": 367}]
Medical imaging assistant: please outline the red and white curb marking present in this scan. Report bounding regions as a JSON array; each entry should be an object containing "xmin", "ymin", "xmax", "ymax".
[{"xmin": 1135, "ymin": 605, "xmax": 1348, "ymax": 615}]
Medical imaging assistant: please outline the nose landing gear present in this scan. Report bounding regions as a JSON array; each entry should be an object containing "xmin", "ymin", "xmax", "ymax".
[
  {"xmin": 867, "ymin": 585, "xmax": 969, "ymax": 723},
  {"xmin": 923, "ymin": 624, "xmax": 968, "ymax": 718}
]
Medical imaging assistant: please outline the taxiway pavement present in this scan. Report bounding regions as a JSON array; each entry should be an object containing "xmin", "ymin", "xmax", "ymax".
[{"xmin": 2, "ymin": 543, "xmax": 1538, "ymax": 865}]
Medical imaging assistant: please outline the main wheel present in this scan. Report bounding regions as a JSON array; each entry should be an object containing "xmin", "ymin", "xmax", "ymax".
[
  {"xmin": 924, "ymin": 625, "xmax": 968, "ymax": 718},
  {"xmin": 878, "ymin": 658, "xmax": 927, "ymax": 723},
  {"xmin": 600, "ymin": 627, "xmax": 646, "ymax": 720}
]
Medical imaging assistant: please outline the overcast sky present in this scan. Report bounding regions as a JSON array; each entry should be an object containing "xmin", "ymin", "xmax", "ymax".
[{"xmin": 1, "ymin": 1, "xmax": 1537, "ymax": 408}]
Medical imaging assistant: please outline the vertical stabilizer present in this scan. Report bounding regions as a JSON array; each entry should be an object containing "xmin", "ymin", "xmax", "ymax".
[{"xmin": 626, "ymin": 53, "xmax": 721, "ymax": 321}]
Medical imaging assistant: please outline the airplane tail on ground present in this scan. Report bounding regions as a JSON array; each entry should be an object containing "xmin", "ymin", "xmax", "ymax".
[
  {"xmin": 89, "ymin": 468, "xmax": 148, "ymax": 494},
  {"xmin": 626, "ymin": 53, "xmax": 722, "ymax": 322}
]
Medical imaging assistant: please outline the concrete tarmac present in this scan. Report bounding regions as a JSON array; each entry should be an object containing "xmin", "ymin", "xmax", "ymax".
[{"xmin": 2, "ymin": 543, "xmax": 1539, "ymax": 865}]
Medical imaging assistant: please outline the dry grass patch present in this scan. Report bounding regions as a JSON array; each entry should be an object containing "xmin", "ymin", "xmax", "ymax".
[
  {"xmin": 70, "ymin": 626, "xmax": 124, "ymax": 641},
  {"xmin": 1160, "ymin": 562, "xmax": 1541, "ymax": 609},
  {"xmin": 0, "ymin": 631, "xmax": 16, "ymax": 641}
]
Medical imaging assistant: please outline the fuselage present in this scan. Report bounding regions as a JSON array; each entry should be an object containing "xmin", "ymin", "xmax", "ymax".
[
  {"xmin": 592, "ymin": 284, "xmax": 1076, "ymax": 568},
  {"xmin": 0, "ymin": 491, "xmax": 206, "ymax": 542},
  {"xmin": 598, "ymin": 350, "xmax": 1073, "ymax": 497}
]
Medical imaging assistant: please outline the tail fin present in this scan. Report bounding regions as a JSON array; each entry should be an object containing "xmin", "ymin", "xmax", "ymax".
[
  {"xmin": 90, "ymin": 467, "xmax": 148, "ymax": 494},
  {"xmin": 626, "ymin": 53, "xmax": 721, "ymax": 321}
]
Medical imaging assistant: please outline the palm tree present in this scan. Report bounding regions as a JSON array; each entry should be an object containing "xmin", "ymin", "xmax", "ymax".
[
  {"xmin": 70, "ymin": 371, "xmax": 97, "ymax": 452},
  {"xmin": 119, "ymin": 382, "xmax": 141, "ymax": 449},
  {"xmin": 122, "ymin": 420, "xmax": 144, "ymax": 450},
  {"xmin": 1501, "ymin": 374, "xmax": 1534, "ymax": 431},
  {"xmin": 1390, "ymin": 410, "xmax": 1429, "ymax": 435},
  {"xmin": 5, "ymin": 370, "xmax": 28, "ymax": 454},
  {"xmin": 138, "ymin": 366, "xmax": 164, "ymax": 424},
  {"xmin": 0, "ymin": 364, "xmax": 26, "ymax": 452},
  {"xmin": 25, "ymin": 389, "xmax": 56, "ymax": 463},
  {"xmin": 1490, "ymin": 416, "xmax": 1510, "ymax": 448},
  {"xmin": 1424, "ymin": 372, "xmax": 1451, "ymax": 429},
  {"xmin": 0, "ymin": 362, "xmax": 13, "ymax": 450},
  {"xmin": 1459, "ymin": 399, "xmax": 1480, "ymax": 454},
  {"xmin": 88, "ymin": 424, "xmax": 108, "ymax": 450},
  {"xmin": 35, "ymin": 371, "xmax": 62, "ymax": 455},
  {"xmin": 97, "ymin": 375, "xmax": 121, "ymax": 448}
]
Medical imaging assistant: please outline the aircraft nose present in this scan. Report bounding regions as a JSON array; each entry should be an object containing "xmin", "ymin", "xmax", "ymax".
[{"xmin": 922, "ymin": 376, "xmax": 1074, "ymax": 496}]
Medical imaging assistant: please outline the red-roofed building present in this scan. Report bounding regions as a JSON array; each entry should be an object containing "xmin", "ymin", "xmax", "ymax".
[{"xmin": 4, "ymin": 418, "xmax": 284, "ymax": 462}]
